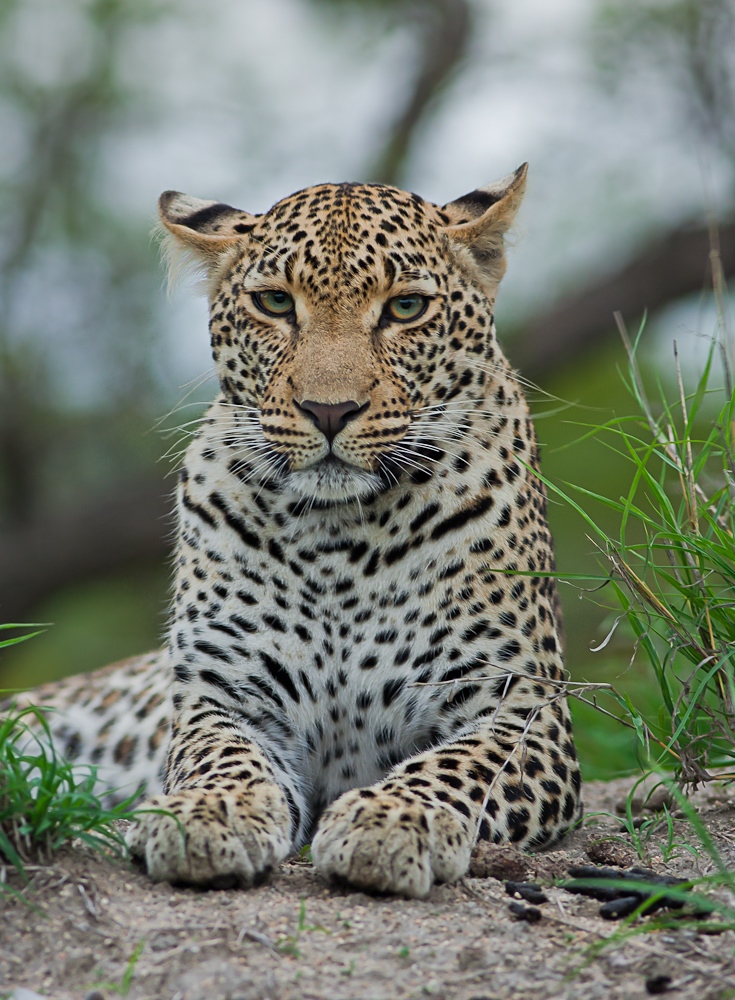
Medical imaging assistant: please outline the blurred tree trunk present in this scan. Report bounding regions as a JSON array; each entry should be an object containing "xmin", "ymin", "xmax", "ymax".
[
  {"xmin": 0, "ymin": 0, "xmax": 167, "ymax": 621},
  {"xmin": 0, "ymin": 478, "xmax": 171, "ymax": 623},
  {"xmin": 512, "ymin": 219, "xmax": 735, "ymax": 380},
  {"xmin": 369, "ymin": 0, "xmax": 472, "ymax": 186},
  {"xmin": 310, "ymin": 0, "xmax": 471, "ymax": 186}
]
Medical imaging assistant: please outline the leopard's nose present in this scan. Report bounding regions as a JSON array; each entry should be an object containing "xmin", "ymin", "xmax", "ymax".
[{"xmin": 295, "ymin": 399, "xmax": 368, "ymax": 443}]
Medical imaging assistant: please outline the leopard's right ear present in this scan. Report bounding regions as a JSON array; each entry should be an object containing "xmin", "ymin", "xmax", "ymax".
[{"xmin": 158, "ymin": 191, "xmax": 259, "ymax": 285}]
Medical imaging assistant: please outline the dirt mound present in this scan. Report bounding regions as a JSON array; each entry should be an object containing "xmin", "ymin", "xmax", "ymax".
[{"xmin": 2, "ymin": 777, "xmax": 734, "ymax": 1000}]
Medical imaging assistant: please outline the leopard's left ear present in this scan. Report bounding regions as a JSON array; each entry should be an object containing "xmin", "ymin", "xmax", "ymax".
[{"xmin": 441, "ymin": 163, "xmax": 527, "ymax": 291}]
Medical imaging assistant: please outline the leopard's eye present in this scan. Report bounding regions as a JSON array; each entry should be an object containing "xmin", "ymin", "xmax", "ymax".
[
  {"xmin": 385, "ymin": 294, "xmax": 428, "ymax": 322},
  {"xmin": 253, "ymin": 290, "xmax": 294, "ymax": 316}
]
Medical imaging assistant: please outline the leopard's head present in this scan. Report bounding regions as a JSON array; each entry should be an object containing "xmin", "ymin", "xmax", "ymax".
[{"xmin": 160, "ymin": 167, "xmax": 526, "ymax": 504}]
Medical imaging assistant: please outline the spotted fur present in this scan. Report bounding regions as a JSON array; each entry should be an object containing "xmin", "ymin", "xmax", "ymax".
[{"xmin": 13, "ymin": 165, "xmax": 582, "ymax": 897}]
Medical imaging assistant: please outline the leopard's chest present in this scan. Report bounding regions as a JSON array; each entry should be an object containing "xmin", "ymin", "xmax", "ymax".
[
  {"xmin": 173, "ymin": 509, "xmax": 481, "ymax": 789},
  {"xmin": 172, "ymin": 423, "xmax": 546, "ymax": 805}
]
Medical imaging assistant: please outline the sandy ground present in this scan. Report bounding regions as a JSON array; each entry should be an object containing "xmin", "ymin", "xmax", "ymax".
[{"xmin": 1, "ymin": 776, "xmax": 734, "ymax": 1000}]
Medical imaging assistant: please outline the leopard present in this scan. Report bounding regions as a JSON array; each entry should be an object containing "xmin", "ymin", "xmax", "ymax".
[{"xmin": 11, "ymin": 164, "xmax": 582, "ymax": 898}]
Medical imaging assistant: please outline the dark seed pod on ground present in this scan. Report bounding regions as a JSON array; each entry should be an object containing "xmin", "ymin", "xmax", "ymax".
[
  {"xmin": 508, "ymin": 901, "xmax": 542, "ymax": 922},
  {"xmin": 564, "ymin": 867, "xmax": 629, "ymax": 901},
  {"xmin": 564, "ymin": 881, "xmax": 624, "ymax": 901},
  {"xmin": 626, "ymin": 866, "xmax": 687, "ymax": 890},
  {"xmin": 565, "ymin": 864, "xmax": 690, "ymax": 918},
  {"xmin": 504, "ymin": 880, "xmax": 548, "ymax": 905},
  {"xmin": 646, "ymin": 973, "xmax": 672, "ymax": 994},
  {"xmin": 599, "ymin": 895, "xmax": 646, "ymax": 919}
]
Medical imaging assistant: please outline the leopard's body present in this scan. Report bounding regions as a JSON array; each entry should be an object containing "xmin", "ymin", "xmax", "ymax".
[{"xmin": 15, "ymin": 166, "xmax": 582, "ymax": 897}]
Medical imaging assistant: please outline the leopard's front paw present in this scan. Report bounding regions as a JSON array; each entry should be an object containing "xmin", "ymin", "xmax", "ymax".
[
  {"xmin": 126, "ymin": 783, "xmax": 291, "ymax": 888},
  {"xmin": 312, "ymin": 787, "xmax": 471, "ymax": 899}
]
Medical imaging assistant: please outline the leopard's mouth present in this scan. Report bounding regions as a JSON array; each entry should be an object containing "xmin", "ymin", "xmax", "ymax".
[{"xmin": 286, "ymin": 454, "xmax": 386, "ymax": 504}]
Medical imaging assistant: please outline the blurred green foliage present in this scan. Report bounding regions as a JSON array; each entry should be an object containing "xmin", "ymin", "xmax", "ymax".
[
  {"xmin": 594, "ymin": 0, "xmax": 735, "ymax": 164},
  {"xmin": 0, "ymin": 0, "xmax": 172, "ymax": 523},
  {"xmin": 1, "ymin": 566, "xmax": 168, "ymax": 693}
]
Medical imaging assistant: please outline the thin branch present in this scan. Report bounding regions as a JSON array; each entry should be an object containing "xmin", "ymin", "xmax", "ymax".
[
  {"xmin": 408, "ymin": 666, "xmax": 682, "ymax": 768},
  {"xmin": 369, "ymin": 0, "xmax": 472, "ymax": 186}
]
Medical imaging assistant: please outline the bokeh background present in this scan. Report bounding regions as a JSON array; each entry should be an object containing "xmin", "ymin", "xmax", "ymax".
[{"xmin": 1, "ymin": 0, "xmax": 733, "ymax": 778}]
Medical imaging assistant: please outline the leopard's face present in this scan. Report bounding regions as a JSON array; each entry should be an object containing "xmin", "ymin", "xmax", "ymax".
[{"xmin": 161, "ymin": 172, "xmax": 526, "ymax": 503}]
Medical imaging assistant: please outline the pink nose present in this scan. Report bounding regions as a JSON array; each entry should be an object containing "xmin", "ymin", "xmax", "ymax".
[{"xmin": 295, "ymin": 399, "xmax": 368, "ymax": 443}]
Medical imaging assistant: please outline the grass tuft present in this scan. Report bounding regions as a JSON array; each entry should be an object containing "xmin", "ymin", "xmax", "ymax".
[
  {"xmin": 542, "ymin": 310, "xmax": 735, "ymax": 786},
  {"xmin": 0, "ymin": 701, "xmax": 138, "ymax": 883}
]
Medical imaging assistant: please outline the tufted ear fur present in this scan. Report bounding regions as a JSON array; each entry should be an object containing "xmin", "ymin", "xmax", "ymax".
[
  {"xmin": 441, "ymin": 163, "xmax": 528, "ymax": 293},
  {"xmin": 158, "ymin": 191, "xmax": 259, "ymax": 287}
]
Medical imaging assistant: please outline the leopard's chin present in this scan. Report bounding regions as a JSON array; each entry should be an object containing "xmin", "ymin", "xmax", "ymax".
[{"xmin": 287, "ymin": 456, "xmax": 384, "ymax": 504}]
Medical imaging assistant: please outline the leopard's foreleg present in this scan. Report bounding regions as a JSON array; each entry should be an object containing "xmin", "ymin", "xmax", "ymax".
[
  {"xmin": 126, "ymin": 678, "xmax": 306, "ymax": 888},
  {"xmin": 312, "ymin": 694, "xmax": 581, "ymax": 898}
]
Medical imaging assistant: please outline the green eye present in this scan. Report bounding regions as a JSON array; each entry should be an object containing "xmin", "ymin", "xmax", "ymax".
[
  {"xmin": 254, "ymin": 290, "xmax": 294, "ymax": 316},
  {"xmin": 386, "ymin": 294, "xmax": 428, "ymax": 322}
]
